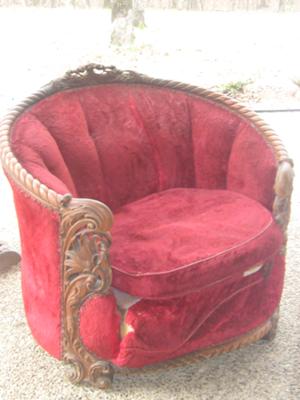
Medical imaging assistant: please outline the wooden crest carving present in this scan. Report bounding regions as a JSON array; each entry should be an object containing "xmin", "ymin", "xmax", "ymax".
[
  {"xmin": 48, "ymin": 63, "xmax": 144, "ymax": 93},
  {"xmin": 60, "ymin": 198, "xmax": 114, "ymax": 389}
]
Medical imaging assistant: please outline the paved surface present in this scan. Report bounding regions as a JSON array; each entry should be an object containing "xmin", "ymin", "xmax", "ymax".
[{"xmin": 0, "ymin": 112, "xmax": 299, "ymax": 399}]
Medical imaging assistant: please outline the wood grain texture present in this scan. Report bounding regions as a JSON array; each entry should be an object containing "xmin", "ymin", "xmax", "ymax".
[{"xmin": 60, "ymin": 198, "xmax": 114, "ymax": 389}]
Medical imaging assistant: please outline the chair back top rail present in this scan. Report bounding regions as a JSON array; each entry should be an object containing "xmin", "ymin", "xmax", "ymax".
[{"xmin": 0, "ymin": 64, "xmax": 292, "ymax": 211}]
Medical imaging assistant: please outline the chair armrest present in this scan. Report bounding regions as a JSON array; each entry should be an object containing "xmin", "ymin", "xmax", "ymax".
[
  {"xmin": 273, "ymin": 160, "xmax": 294, "ymax": 239},
  {"xmin": 61, "ymin": 197, "xmax": 113, "ymax": 297},
  {"xmin": 61, "ymin": 199, "xmax": 113, "ymax": 294},
  {"xmin": 60, "ymin": 197, "xmax": 115, "ymax": 388}
]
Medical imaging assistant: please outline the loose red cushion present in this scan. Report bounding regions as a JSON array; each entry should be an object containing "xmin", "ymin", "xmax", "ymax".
[
  {"xmin": 115, "ymin": 253, "xmax": 284, "ymax": 368},
  {"xmin": 110, "ymin": 188, "xmax": 283, "ymax": 298}
]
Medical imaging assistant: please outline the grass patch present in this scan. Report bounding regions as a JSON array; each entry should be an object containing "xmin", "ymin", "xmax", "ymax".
[{"xmin": 219, "ymin": 79, "xmax": 253, "ymax": 97}]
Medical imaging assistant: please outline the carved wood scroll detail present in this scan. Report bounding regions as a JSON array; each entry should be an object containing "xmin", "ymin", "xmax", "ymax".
[{"xmin": 60, "ymin": 198, "xmax": 114, "ymax": 389}]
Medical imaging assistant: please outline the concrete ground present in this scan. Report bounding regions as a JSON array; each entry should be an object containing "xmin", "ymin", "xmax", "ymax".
[{"xmin": 0, "ymin": 8, "xmax": 300, "ymax": 400}]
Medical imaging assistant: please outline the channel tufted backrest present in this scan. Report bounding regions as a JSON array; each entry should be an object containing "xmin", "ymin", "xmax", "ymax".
[{"xmin": 10, "ymin": 83, "xmax": 277, "ymax": 211}]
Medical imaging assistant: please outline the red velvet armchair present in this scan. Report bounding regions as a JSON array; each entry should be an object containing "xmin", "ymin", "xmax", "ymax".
[{"xmin": 0, "ymin": 64, "xmax": 294, "ymax": 389}]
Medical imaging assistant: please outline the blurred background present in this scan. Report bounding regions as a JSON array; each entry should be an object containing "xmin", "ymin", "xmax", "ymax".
[{"xmin": 0, "ymin": 0, "xmax": 300, "ymax": 112}]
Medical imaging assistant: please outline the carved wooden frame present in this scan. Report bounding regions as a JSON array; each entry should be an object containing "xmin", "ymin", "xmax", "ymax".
[
  {"xmin": 0, "ymin": 64, "xmax": 294, "ymax": 389},
  {"xmin": 60, "ymin": 198, "xmax": 114, "ymax": 388}
]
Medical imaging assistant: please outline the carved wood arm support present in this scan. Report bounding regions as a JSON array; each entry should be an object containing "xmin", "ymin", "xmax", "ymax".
[
  {"xmin": 273, "ymin": 160, "xmax": 294, "ymax": 250},
  {"xmin": 60, "ymin": 198, "xmax": 115, "ymax": 389}
]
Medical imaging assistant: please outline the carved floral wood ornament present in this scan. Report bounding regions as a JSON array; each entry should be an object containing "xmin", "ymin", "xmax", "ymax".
[
  {"xmin": 61, "ymin": 199, "xmax": 114, "ymax": 388},
  {"xmin": 0, "ymin": 64, "xmax": 294, "ymax": 389}
]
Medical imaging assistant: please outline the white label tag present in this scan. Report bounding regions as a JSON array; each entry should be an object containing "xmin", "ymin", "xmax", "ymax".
[{"xmin": 243, "ymin": 264, "xmax": 263, "ymax": 277}]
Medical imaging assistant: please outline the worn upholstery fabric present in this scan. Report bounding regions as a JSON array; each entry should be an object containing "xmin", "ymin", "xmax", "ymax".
[
  {"xmin": 79, "ymin": 253, "xmax": 284, "ymax": 365},
  {"xmin": 110, "ymin": 188, "xmax": 282, "ymax": 298},
  {"xmin": 11, "ymin": 84, "xmax": 277, "ymax": 210},
  {"xmin": 9, "ymin": 83, "xmax": 283, "ymax": 366},
  {"xmin": 114, "ymin": 253, "xmax": 284, "ymax": 367},
  {"xmin": 79, "ymin": 294, "xmax": 121, "ymax": 360},
  {"xmin": 10, "ymin": 182, "xmax": 62, "ymax": 358}
]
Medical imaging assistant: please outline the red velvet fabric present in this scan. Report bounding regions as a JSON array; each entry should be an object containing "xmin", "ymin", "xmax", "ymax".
[
  {"xmin": 11, "ymin": 113, "xmax": 77, "ymax": 196},
  {"xmin": 227, "ymin": 120, "xmax": 278, "ymax": 210},
  {"xmin": 8, "ymin": 82, "xmax": 283, "ymax": 367},
  {"xmin": 111, "ymin": 188, "xmax": 282, "ymax": 298},
  {"xmin": 79, "ymin": 294, "xmax": 121, "ymax": 360},
  {"xmin": 190, "ymin": 98, "xmax": 240, "ymax": 190},
  {"xmin": 11, "ymin": 84, "xmax": 277, "ymax": 211},
  {"xmin": 11, "ymin": 182, "xmax": 62, "ymax": 358},
  {"xmin": 115, "ymin": 253, "xmax": 284, "ymax": 368}
]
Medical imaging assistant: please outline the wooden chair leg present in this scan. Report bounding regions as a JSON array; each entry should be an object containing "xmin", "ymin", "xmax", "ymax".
[{"xmin": 64, "ymin": 355, "xmax": 114, "ymax": 389}]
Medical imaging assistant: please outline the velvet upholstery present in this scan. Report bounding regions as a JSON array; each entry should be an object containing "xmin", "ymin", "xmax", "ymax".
[
  {"xmin": 115, "ymin": 253, "xmax": 284, "ymax": 367},
  {"xmin": 80, "ymin": 294, "xmax": 121, "ymax": 360},
  {"xmin": 79, "ymin": 253, "xmax": 284, "ymax": 366},
  {"xmin": 12, "ymin": 84, "xmax": 277, "ymax": 210},
  {"xmin": 9, "ymin": 82, "xmax": 284, "ymax": 369},
  {"xmin": 110, "ymin": 188, "xmax": 282, "ymax": 298},
  {"xmin": 227, "ymin": 121, "xmax": 278, "ymax": 210},
  {"xmin": 10, "ymin": 181, "xmax": 62, "ymax": 358}
]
